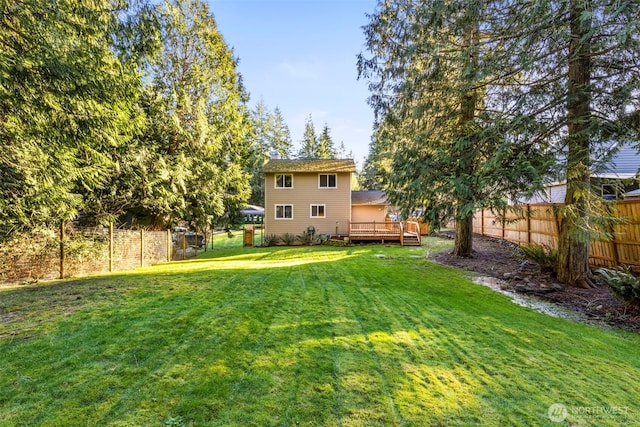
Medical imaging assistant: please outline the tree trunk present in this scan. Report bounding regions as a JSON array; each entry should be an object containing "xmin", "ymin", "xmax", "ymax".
[
  {"xmin": 557, "ymin": 0, "xmax": 595, "ymax": 288},
  {"xmin": 452, "ymin": 15, "xmax": 479, "ymax": 260},
  {"xmin": 454, "ymin": 214, "xmax": 473, "ymax": 257}
]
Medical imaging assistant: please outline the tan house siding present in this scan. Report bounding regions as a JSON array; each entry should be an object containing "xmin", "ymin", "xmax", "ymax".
[
  {"xmin": 352, "ymin": 205, "xmax": 387, "ymax": 223},
  {"xmin": 265, "ymin": 171, "xmax": 352, "ymax": 237}
]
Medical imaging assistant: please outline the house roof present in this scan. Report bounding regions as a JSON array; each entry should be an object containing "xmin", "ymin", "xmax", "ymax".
[
  {"xmin": 262, "ymin": 159, "xmax": 356, "ymax": 173},
  {"xmin": 593, "ymin": 144, "xmax": 640, "ymax": 179},
  {"xmin": 625, "ymin": 189, "xmax": 640, "ymax": 199},
  {"xmin": 240, "ymin": 205, "xmax": 264, "ymax": 215},
  {"xmin": 352, "ymin": 190, "xmax": 387, "ymax": 205}
]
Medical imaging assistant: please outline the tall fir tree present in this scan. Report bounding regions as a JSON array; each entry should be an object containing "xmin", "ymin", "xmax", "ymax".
[
  {"xmin": 495, "ymin": 0, "xmax": 640, "ymax": 286},
  {"xmin": 297, "ymin": 115, "xmax": 319, "ymax": 159},
  {"xmin": 317, "ymin": 123, "xmax": 338, "ymax": 159},
  {"xmin": 247, "ymin": 101, "xmax": 292, "ymax": 205},
  {"xmin": 0, "ymin": 0, "xmax": 147, "ymax": 236},
  {"xmin": 271, "ymin": 107, "xmax": 293, "ymax": 159},
  {"xmin": 360, "ymin": 0, "xmax": 640, "ymax": 284},
  {"xmin": 359, "ymin": 0, "xmax": 552, "ymax": 257},
  {"xmin": 128, "ymin": 0, "xmax": 252, "ymax": 229}
]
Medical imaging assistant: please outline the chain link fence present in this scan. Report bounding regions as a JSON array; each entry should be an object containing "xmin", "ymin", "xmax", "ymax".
[{"xmin": 0, "ymin": 223, "xmax": 211, "ymax": 285}]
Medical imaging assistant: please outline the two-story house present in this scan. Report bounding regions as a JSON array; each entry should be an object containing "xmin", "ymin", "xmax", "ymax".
[{"xmin": 262, "ymin": 159, "xmax": 357, "ymax": 238}]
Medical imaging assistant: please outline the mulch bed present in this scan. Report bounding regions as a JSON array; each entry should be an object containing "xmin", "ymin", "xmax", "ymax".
[{"xmin": 431, "ymin": 232, "xmax": 640, "ymax": 332}]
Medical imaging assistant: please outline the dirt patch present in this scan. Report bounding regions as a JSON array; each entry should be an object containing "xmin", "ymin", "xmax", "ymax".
[{"xmin": 431, "ymin": 232, "xmax": 640, "ymax": 332}]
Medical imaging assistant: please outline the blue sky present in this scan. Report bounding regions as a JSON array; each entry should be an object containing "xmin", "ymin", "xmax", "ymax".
[{"xmin": 209, "ymin": 0, "xmax": 378, "ymax": 167}]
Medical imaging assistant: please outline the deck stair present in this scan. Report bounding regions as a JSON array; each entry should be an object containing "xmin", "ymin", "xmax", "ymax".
[{"xmin": 403, "ymin": 233, "xmax": 421, "ymax": 246}]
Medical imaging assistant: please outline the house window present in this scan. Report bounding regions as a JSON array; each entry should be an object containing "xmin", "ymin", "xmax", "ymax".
[
  {"xmin": 310, "ymin": 204, "xmax": 326, "ymax": 218},
  {"xmin": 275, "ymin": 204, "xmax": 293, "ymax": 220},
  {"xmin": 319, "ymin": 174, "xmax": 337, "ymax": 188},
  {"xmin": 275, "ymin": 174, "xmax": 293, "ymax": 188}
]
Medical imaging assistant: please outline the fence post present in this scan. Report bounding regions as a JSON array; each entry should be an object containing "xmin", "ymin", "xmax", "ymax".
[
  {"xmin": 203, "ymin": 226, "xmax": 207, "ymax": 252},
  {"xmin": 167, "ymin": 229, "xmax": 171, "ymax": 262},
  {"xmin": 526, "ymin": 204, "xmax": 531, "ymax": 244},
  {"xmin": 109, "ymin": 223, "xmax": 114, "ymax": 272},
  {"xmin": 140, "ymin": 230, "xmax": 144, "ymax": 268},
  {"xmin": 194, "ymin": 227, "xmax": 198, "ymax": 257},
  {"xmin": 60, "ymin": 220, "xmax": 65, "ymax": 279},
  {"xmin": 606, "ymin": 203, "xmax": 620, "ymax": 266},
  {"xmin": 552, "ymin": 203, "xmax": 561, "ymax": 248}
]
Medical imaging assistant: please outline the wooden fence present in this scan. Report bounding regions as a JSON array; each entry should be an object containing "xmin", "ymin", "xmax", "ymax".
[{"xmin": 473, "ymin": 200, "xmax": 640, "ymax": 269}]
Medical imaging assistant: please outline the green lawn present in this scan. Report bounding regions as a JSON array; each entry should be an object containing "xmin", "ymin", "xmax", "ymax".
[{"xmin": 1, "ymin": 234, "xmax": 639, "ymax": 426}]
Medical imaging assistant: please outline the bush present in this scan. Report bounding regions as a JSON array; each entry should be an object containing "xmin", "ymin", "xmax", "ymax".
[
  {"xmin": 519, "ymin": 243, "xmax": 558, "ymax": 273},
  {"xmin": 296, "ymin": 231, "xmax": 314, "ymax": 245},
  {"xmin": 322, "ymin": 238, "xmax": 348, "ymax": 247},
  {"xmin": 281, "ymin": 233, "xmax": 296, "ymax": 246},
  {"xmin": 263, "ymin": 234, "xmax": 280, "ymax": 247},
  {"xmin": 596, "ymin": 267, "xmax": 640, "ymax": 306}
]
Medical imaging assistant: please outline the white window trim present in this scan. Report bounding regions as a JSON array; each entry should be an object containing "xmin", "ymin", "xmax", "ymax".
[
  {"xmin": 318, "ymin": 173, "xmax": 337, "ymax": 189},
  {"xmin": 274, "ymin": 174, "xmax": 293, "ymax": 189},
  {"xmin": 274, "ymin": 204, "xmax": 294, "ymax": 220},
  {"xmin": 310, "ymin": 204, "xmax": 326, "ymax": 218}
]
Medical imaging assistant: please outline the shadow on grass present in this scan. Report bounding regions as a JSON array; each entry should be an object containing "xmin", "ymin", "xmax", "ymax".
[{"xmin": 1, "ymin": 240, "xmax": 640, "ymax": 426}]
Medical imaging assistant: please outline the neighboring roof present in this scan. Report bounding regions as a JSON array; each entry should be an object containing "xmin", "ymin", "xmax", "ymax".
[
  {"xmin": 593, "ymin": 144, "xmax": 640, "ymax": 179},
  {"xmin": 262, "ymin": 159, "xmax": 357, "ymax": 173},
  {"xmin": 240, "ymin": 205, "xmax": 264, "ymax": 215},
  {"xmin": 543, "ymin": 141, "xmax": 640, "ymax": 183},
  {"xmin": 352, "ymin": 190, "xmax": 387, "ymax": 205},
  {"xmin": 625, "ymin": 189, "xmax": 640, "ymax": 199}
]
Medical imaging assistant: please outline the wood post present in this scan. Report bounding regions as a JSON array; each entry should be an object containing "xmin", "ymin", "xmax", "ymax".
[
  {"xmin": 109, "ymin": 223, "xmax": 114, "ymax": 272},
  {"xmin": 203, "ymin": 226, "xmax": 208, "ymax": 252},
  {"xmin": 606, "ymin": 203, "xmax": 620, "ymax": 266},
  {"xmin": 140, "ymin": 230, "xmax": 144, "ymax": 268},
  {"xmin": 552, "ymin": 203, "xmax": 561, "ymax": 248},
  {"xmin": 59, "ymin": 220, "xmax": 65, "ymax": 279},
  {"xmin": 526, "ymin": 204, "xmax": 531, "ymax": 244},
  {"xmin": 167, "ymin": 229, "xmax": 172, "ymax": 261}
]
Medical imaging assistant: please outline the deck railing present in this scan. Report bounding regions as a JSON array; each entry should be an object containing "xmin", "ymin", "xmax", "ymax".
[
  {"xmin": 349, "ymin": 221, "xmax": 403, "ymax": 235},
  {"xmin": 405, "ymin": 221, "xmax": 422, "ymax": 245},
  {"xmin": 349, "ymin": 221, "xmax": 422, "ymax": 246},
  {"xmin": 349, "ymin": 221, "xmax": 403, "ymax": 244}
]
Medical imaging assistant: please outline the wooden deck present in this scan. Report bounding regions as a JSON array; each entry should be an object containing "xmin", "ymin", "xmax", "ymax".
[{"xmin": 349, "ymin": 221, "xmax": 421, "ymax": 246}]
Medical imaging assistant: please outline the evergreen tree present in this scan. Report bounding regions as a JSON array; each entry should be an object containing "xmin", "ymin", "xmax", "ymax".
[
  {"xmin": 317, "ymin": 123, "xmax": 337, "ymax": 159},
  {"xmin": 358, "ymin": 127, "xmax": 392, "ymax": 191},
  {"xmin": 297, "ymin": 115, "xmax": 319, "ymax": 159},
  {"xmin": 129, "ymin": 0, "xmax": 252, "ymax": 229},
  {"xmin": 491, "ymin": 0, "xmax": 640, "ymax": 287},
  {"xmin": 336, "ymin": 141, "xmax": 353, "ymax": 159},
  {"xmin": 360, "ymin": 0, "xmax": 639, "ymax": 284},
  {"xmin": 0, "ymin": 0, "xmax": 146, "ymax": 236},
  {"xmin": 359, "ymin": 0, "xmax": 551, "ymax": 257},
  {"xmin": 247, "ymin": 101, "xmax": 292, "ymax": 205},
  {"xmin": 271, "ymin": 107, "xmax": 293, "ymax": 159}
]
